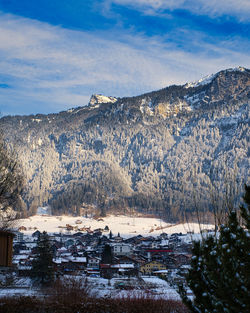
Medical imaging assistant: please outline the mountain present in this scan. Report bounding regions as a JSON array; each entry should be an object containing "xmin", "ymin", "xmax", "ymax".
[{"xmin": 1, "ymin": 67, "xmax": 249, "ymax": 221}]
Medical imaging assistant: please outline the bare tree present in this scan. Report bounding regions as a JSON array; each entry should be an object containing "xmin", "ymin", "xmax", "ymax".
[
  {"xmin": 0, "ymin": 133, "xmax": 24, "ymax": 229},
  {"xmin": 208, "ymin": 159, "xmax": 241, "ymax": 233},
  {"xmin": 182, "ymin": 158, "xmax": 242, "ymax": 238}
]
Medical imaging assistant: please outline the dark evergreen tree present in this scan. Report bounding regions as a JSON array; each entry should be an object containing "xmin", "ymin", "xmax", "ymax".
[
  {"xmin": 31, "ymin": 231, "xmax": 54, "ymax": 286},
  {"xmin": 101, "ymin": 244, "xmax": 113, "ymax": 264},
  {"xmin": 104, "ymin": 225, "xmax": 109, "ymax": 231},
  {"xmin": 109, "ymin": 231, "xmax": 113, "ymax": 239},
  {"xmin": 179, "ymin": 185, "xmax": 250, "ymax": 312}
]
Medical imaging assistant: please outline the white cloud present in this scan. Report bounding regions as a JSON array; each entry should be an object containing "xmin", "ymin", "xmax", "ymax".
[
  {"xmin": 0, "ymin": 12, "xmax": 249, "ymax": 116},
  {"xmin": 110, "ymin": 0, "xmax": 250, "ymax": 22}
]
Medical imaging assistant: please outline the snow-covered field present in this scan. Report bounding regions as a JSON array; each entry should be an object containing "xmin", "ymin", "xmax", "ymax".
[
  {"xmin": 16, "ymin": 214, "xmax": 214, "ymax": 237},
  {"xmin": 0, "ymin": 276, "xmax": 180, "ymax": 300},
  {"xmin": 87, "ymin": 276, "xmax": 180, "ymax": 299}
]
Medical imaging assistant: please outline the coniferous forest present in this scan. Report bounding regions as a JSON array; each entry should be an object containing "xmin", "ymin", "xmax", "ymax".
[{"xmin": 0, "ymin": 68, "xmax": 249, "ymax": 221}]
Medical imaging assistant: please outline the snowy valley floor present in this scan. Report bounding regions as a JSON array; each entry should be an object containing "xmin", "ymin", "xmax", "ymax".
[{"xmin": 16, "ymin": 214, "xmax": 214, "ymax": 238}]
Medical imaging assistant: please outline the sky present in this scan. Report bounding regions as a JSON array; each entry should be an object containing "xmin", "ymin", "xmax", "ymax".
[{"xmin": 0, "ymin": 0, "xmax": 249, "ymax": 116}]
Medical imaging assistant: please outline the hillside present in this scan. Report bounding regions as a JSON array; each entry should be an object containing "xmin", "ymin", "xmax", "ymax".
[{"xmin": 1, "ymin": 67, "xmax": 249, "ymax": 221}]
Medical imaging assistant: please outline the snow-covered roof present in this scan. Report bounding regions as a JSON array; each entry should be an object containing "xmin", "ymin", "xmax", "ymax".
[
  {"xmin": 111, "ymin": 263, "xmax": 134, "ymax": 269},
  {"xmin": 67, "ymin": 256, "xmax": 87, "ymax": 263}
]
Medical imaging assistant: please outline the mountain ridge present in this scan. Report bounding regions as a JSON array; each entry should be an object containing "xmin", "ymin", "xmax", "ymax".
[{"xmin": 1, "ymin": 67, "xmax": 249, "ymax": 221}]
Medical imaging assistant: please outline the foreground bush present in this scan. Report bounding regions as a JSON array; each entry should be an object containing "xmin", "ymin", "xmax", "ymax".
[{"xmin": 0, "ymin": 295, "xmax": 188, "ymax": 313}]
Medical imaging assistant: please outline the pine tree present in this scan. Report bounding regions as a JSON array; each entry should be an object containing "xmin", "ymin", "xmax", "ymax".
[
  {"xmin": 179, "ymin": 185, "xmax": 250, "ymax": 313},
  {"xmin": 101, "ymin": 244, "xmax": 113, "ymax": 264},
  {"xmin": 31, "ymin": 231, "xmax": 54, "ymax": 286}
]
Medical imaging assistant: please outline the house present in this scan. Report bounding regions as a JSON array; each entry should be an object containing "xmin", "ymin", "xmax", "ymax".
[
  {"xmin": 113, "ymin": 243, "xmax": 132, "ymax": 256},
  {"xmin": 164, "ymin": 255, "xmax": 176, "ymax": 269},
  {"xmin": 140, "ymin": 260, "xmax": 167, "ymax": 275},
  {"xmin": 32, "ymin": 230, "xmax": 41, "ymax": 239},
  {"xmin": 178, "ymin": 264, "xmax": 191, "ymax": 276},
  {"xmin": 53, "ymin": 256, "xmax": 87, "ymax": 274},
  {"xmin": 111, "ymin": 263, "xmax": 137, "ymax": 276},
  {"xmin": 100, "ymin": 264, "xmax": 113, "ymax": 279},
  {"xmin": 100, "ymin": 263, "xmax": 137, "ymax": 278},
  {"xmin": 65, "ymin": 239, "xmax": 75, "ymax": 248},
  {"xmin": 87, "ymin": 256, "xmax": 100, "ymax": 269},
  {"xmin": 18, "ymin": 226, "xmax": 27, "ymax": 232},
  {"xmin": 112, "ymin": 234, "xmax": 123, "ymax": 242},
  {"xmin": 13, "ymin": 252, "xmax": 33, "ymax": 276},
  {"xmin": 0, "ymin": 230, "xmax": 15, "ymax": 267},
  {"xmin": 66, "ymin": 224, "xmax": 74, "ymax": 231},
  {"xmin": 146, "ymin": 248, "xmax": 173, "ymax": 262},
  {"xmin": 115, "ymin": 255, "xmax": 139, "ymax": 267},
  {"xmin": 173, "ymin": 253, "xmax": 191, "ymax": 266},
  {"xmin": 13, "ymin": 231, "xmax": 24, "ymax": 243}
]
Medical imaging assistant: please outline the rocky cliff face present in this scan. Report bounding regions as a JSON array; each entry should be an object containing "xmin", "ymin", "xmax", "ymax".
[{"xmin": 1, "ymin": 67, "xmax": 249, "ymax": 220}]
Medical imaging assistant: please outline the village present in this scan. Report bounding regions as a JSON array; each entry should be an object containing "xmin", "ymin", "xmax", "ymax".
[{"xmin": 9, "ymin": 222, "xmax": 197, "ymax": 294}]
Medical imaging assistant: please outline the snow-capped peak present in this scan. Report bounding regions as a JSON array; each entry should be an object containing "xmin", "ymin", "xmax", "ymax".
[
  {"xmin": 184, "ymin": 66, "xmax": 246, "ymax": 89},
  {"xmin": 184, "ymin": 73, "xmax": 216, "ymax": 89},
  {"xmin": 224, "ymin": 66, "xmax": 246, "ymax": 73},
  {"xmin": 89, "ymin": 94, "xmax": 117, "ymax": 108}
]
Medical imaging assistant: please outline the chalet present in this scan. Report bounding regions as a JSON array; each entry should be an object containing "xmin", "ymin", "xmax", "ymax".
[
  {"xmin": 154, "ymin": 269, "xmax": 169, "ymax": 277},
  {"xmin": 111, "ymin": 263, "xmax": 137, "ymax": 276},
  {"xmin": 13, "ymin": 252, "xmax": 33, "ymax": 276},
  {"xmin": 115, "ymin": 255, "xmax": 139, "ymax": 266},
  {"xmin": 18, "ymin": 226, "xmax": 27, "ymax": 231},
  {"xmin": 53, "ymin": 256, "xmax": 87, "ymax": 274},
  {"xmin": 13, "ymin": 231, "xmax": 24, "ymax": 242},
  {"xmin": 113, "ymin": 243, "xmax": 132, "ymax": 256},
  {"xmin": 140, "ymin": 260, "xmax": 167, "ymax": 275},
  {"xmin": 100, "ymin": 263, "xmax": 113, "ymax": 279},
  {"xmin": 0, "ymin": 230, "xmax": 15, "ymax": 268},
  {"xmin": 93, "ymin": 228, "xmax": 103, "ymax": 234},
  {"xmin": 78, "ymin": 227, "xmax": 91, "ymax": 232},
  {"xmin": 100, "ymin": 263, "xmax": 136, "ymax": 278},
  {"xmin": 72, "ymin": 232, "xmax": 84, "ymax": 238},
  {"xmin": 178, "ymin": 264, "xmax": 191, "ymax": 276},
  {"xmin": 65, "ymin": 239, "xmax": 75, "ymax": 248},
  {"xmin": 87, "ymin": 256, "xmax": 100, "ymax": 269},
  {"xmin": 32, "ymin": 230, "xmax": 41, "ymax": 240},
  {"xmin": 66, "ymin": 224, "xmax": 74, "ymax": 231},
  {"xmin": 159, "ymin": 233, "xmax": 169, "ymax": 240},
  {"xmin": 164, "ymin": 255, "xmax": 176, "ymax": 269},
  {"xmin": 146, "ymin": 248, "xmax": 173, "ymax": 262},
  {"xmin": 124, "ymin": 235, "xmax": 143, "ymax": 245},
  {"xmin": 112, "ymin": 234, "xmax": 123, "ymax": 242},
  {"xmin": 173, "ymin": 253, "xmax": 191, "ymax": 266}
]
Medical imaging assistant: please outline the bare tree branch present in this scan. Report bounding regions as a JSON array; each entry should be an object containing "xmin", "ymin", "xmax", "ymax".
[{"xmin": 0, "ymin": 132, "xmax": 24, "ymax": 229}]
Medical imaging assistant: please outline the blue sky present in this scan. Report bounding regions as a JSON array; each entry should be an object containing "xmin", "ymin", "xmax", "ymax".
[{"xmin": 0, "ymin": 0, "xmax": 249, "ymax": 116}]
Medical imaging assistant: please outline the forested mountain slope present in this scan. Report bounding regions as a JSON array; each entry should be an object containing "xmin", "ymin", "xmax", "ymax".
[{"xmin": 1, "ymin": 67, "xmax": 249, "ymax": 221}]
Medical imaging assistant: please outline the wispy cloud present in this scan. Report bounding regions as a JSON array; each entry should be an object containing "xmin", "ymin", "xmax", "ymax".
[
  {"xmin": 110, "ymin": 0, "xmax": 250, "ymax": 22},
  {"xmin": 0, "ymin": 12, "xmax": 249, "ymax": 116}
]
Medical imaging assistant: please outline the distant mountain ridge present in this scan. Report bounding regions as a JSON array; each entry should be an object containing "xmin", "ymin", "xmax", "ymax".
[{"xmin": 1, "ymin": 67, "xmax": 249, "ymax": 221}]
